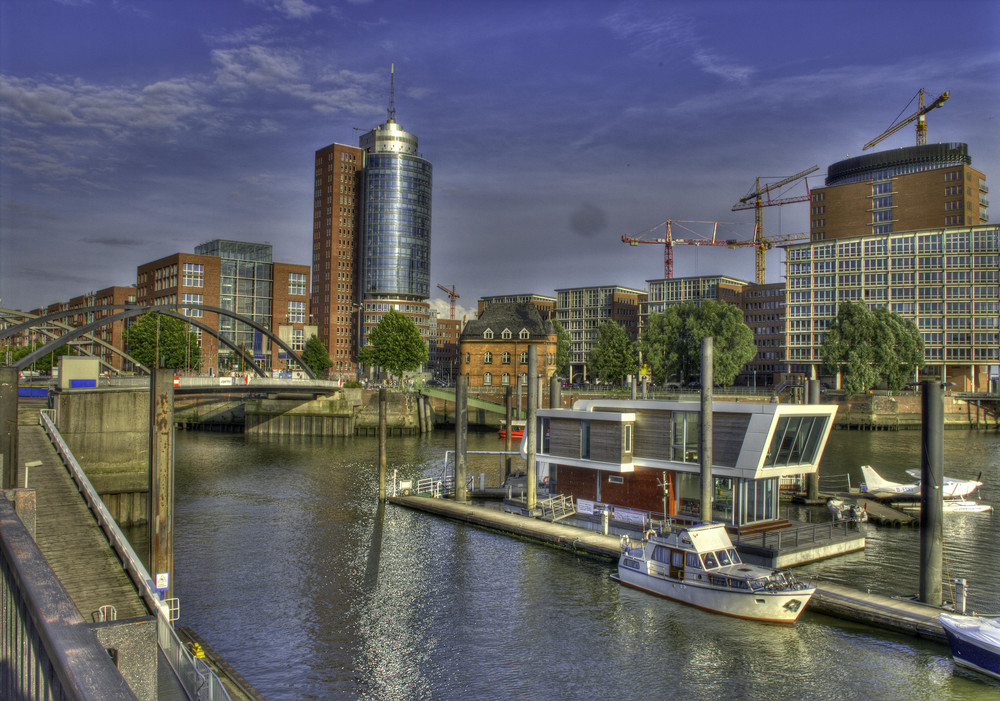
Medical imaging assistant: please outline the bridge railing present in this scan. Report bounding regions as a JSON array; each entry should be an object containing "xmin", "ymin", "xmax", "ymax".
[
  {"xmin": 1, "ymin": 497, "xmax": 139, "ymax": 701},
  {"xmin": 38, "ymin": 412, "xmax": 232, "ymax": 701}
]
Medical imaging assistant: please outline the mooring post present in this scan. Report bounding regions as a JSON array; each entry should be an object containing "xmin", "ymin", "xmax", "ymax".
[
  {"xmin": 504, "ymin": 386, "xmax": 513, "ymax": 481},
  {"xmin": 631, "ymin": 376, "xmax": 637, "ymax": 400},
  {"xmin": 378, "ymin": 388, "xmax": 387, "ymax": 501},
  {"xmin": 642, "ymin": 377, "xmax": 648, "ymax": 400},
  {"xmin": 526, "ymin": 345, "xmax": 537, "ymax": 511},
  {"xmin": 149, "ymin": 369, "xmax": 174, "ymax": 602},
  {"xmin": 415, "ymin": 393, "xmax": 424, "ymax": 434},
  {"xmin": 807, "ymin": 379, "xmax": 821, "ymax": 501},
  {"xmin": 0, "ymin": 367, "xmax": 18, "ymax": 490},
  {"xmin": 549, "ymin": 375, "xmax": 561, "ymax": 410},
  {"xmin": 919, "ymin": 380, "xmax": 944, "ymax": 606},
  {"xmin": 456, "ymin": 374, "xmax": 468, "ymax": 501},
  {"xmin": 700, "ymin": 337, "xmax": 713, "ymax": 524}
]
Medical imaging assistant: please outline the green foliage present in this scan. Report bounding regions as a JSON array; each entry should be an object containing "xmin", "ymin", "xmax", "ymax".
[
  {"xmin": 3, "ymin": 342, "xmax": 74, "ymax": 372},
  {"xmin": 357, "ymin": 310, "xmax": 429, "ymax": 380},
  {"xmin": 640, "ymin": 300, "xmax": 755, "ymax": 387},
  {"xmin": 220, "ymin": 343, "xmax": 254, "ymax": 373},
  {"xmin": 587, "ymin": 321, "xmax": 639, "ymax": 384},
  {"xmin": 552, "ymin": 319, "xmax": 571, "ymax": 378},
  {"xmin": 122, "ymin": 313, "xmax": 201, "ymax": 370},
  {"xmin": 301, "ymin": 335, "xmax": 333, "ymax": 377},
  {"xmin": 821, "ymin": 301, "xmax": 924, "ymax": 396}
]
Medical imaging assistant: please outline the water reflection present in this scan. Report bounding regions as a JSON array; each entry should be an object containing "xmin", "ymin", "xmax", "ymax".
[{"xmin": 167, "ymin": 428, "xmax": 1000, "ymax": 700}]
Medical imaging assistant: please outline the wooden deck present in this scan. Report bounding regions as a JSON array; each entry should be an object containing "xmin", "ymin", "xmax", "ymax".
[{"xmin": 20, "ymin": 424, "xmax": 149, "ymax": 623}]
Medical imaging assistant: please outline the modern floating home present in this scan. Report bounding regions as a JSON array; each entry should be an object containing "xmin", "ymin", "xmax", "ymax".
[{"xmin": 532, "ymin": 399, "xmax": 838, "ymax": 531}]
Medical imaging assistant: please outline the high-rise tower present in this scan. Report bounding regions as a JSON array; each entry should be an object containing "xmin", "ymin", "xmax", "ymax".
[{"xmin": 311, "ymin": 67, "xmax": 433, "ymax": 380}]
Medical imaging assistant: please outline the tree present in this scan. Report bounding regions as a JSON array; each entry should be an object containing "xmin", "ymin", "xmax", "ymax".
[
  {"xmin": 640, "ymin": 300, "xmax": 755, "ymax": 387},
  {"xmin": 122, "ymin": 313, "xmax": 201, "ymax": 370},
  {"xmin": 821, "ymin": 301, "xmax": 923, "ymax": 396},
  {"xmin": 587, "ymin": 321, "xmax": 638, "ymax": 385},
  {"xmin": 357, "ymin": 310, "xmax": 429, "ymax": 380},
  {"xmin": 301, "ymin": 335, "xmax": 332, "ymax": 377},
  {"xmin": 552, "ymin": 319, "xmax": 571, "ymax": 378}
]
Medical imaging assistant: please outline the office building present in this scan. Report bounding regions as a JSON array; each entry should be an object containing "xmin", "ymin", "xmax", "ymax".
[
  {"xmin": 555, "ymin": 285, "xmax": 645, "ymax": 383},
  {"xmin": 478, "ymin": 294, "xmax": 556, "ymax": 319},
  {"xmin": 784, "ymin": 224, "xmax": 999, "ymax": 389},
  {"xmin": 312, "ymin": 69, "xmax": 433, "ymax": 381},
  {"xmin": 809, "ymin": 143, "xmax": 989, "ymax": 241}
]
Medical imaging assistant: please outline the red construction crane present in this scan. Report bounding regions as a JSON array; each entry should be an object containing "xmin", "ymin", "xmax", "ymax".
[
  {"xmin": 437, "ymin": 284, "xmax": 459, "ymax": 319},
  {"xmin": 863, "ymin": 88, "xmax": 949, "ymax": 151},
  {"xmin": 622, "ymin": 220, "xmax": 756, "ymax": 279},
  {"xmin": 732, "ymin": 165, "xmax": 817, "ymax": 284}
]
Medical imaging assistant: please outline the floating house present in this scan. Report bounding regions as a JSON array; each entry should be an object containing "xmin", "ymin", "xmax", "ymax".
[{"xmin": 533, "ymin": 399, "xmax": 838, "ymax": 530}]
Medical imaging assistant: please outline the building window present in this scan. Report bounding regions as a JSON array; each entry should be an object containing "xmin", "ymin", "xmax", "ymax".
[
  {"xmin": 288, "ymin": 273, "xmax": 307, "ymax": 295},
  {"xmin": 502, "ymin": 352, "xmax": 511, "ymax": 364},
  {"xmin": 519, "ymin": 328, "xmax": 530, "ymax": 339},
  {"xmin": 288, "ymin": 301, "xmax": 305, "ymax": 323},
  {"xmin": 465, "ymin": 352, "xmax": 470, "ymax": 364},
  {"xmin": 484, "ymin": 351, "xmax": 493, "ymax": 364},
  {"xmin": 483, "ymin": 372, "xmax": 493, "ymax": 386},
  {"xmin": 182, "ymin": 263, "xmax": 203, "ymax": 287},
  {"xmin": 181, "ymin": 293, "xmax": 203, "ymax": 317},
  {"xmin": 291, "ymin": 328, "xmax": 305, "ymax": 351},
  {"xmin": 520, "ymin": 351, "xmax": 528, "ymax": 364},
  {"xmin": 501, "ymin": 373, "xmax": 510, "ymax": 386},
  {"xmin": 501, "ymin": 329, "xmax": 512, "ymax": 339},
  {"xmin": 484, "ymin": 329, "xmax": 494, "ymax": 339}
]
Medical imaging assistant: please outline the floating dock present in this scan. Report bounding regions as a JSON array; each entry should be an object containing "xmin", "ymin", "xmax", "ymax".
[{"xmin": 390, "ymin": 495, "xmax": 951, "ymax": 643}]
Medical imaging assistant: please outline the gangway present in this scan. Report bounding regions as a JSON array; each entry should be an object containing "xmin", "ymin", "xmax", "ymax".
[{"xmin": 538, "ymin": 494, "xmax": 576, "ymax": 522}]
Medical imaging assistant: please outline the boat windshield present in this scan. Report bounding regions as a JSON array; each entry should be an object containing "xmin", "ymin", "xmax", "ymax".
[
  {"xmin": 717, "ymin": 550, "xmax": 732, "ymax": 566},
  {"xmin": 702, "ymin": 552, "xmax": 719, "ymax": 569}
]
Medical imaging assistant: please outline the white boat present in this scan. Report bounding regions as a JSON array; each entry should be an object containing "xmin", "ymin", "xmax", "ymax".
[
  {"xmin": 939, "ymin": 613, "xmax": 1000, "ymax": 682},
  {"xmin": 861, "ymin": 465, "xmax": 982, "ymax": 499},
  {"xmin": 613, "ymin": 522, "xmax": 815, "ymax": 622},
  {"xmin": 827, "ymin": 498, "xmax": 868, "ymax": 522}
]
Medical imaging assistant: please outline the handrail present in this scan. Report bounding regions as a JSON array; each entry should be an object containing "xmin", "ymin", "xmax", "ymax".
[
  {"xmin": 38, "ymin": 412, "xmax": 232, "ymax": 701},
  {"xmin": 1, "ymin": 497, "xmax": 140, "ymax": 701}
]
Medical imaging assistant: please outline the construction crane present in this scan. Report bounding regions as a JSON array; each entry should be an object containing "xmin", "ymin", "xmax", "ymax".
[
  {"xmin": 622, "ymin": 220, "xmax": 763, "ymax": 280},
  {"xmin": 863, "ymin": 88, "xmax": 949, "ymax": 151},
  {"xmin": 732, "ymin": 165, "xmax": 817, "ymax": 284},
  {"xmin": 437, "ymin": 284, "xmax": 459, "ymax": 319}
]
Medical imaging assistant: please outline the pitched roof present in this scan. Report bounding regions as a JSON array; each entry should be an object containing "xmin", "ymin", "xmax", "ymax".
[{"xmin": 461, "ymin": 302, "xmax": 554, "ymax": 340}]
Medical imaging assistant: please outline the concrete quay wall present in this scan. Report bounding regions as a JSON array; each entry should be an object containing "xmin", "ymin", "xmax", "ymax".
[{"xmin": 54, "ymin": 388, "xmax": 148, "ymax": 526}]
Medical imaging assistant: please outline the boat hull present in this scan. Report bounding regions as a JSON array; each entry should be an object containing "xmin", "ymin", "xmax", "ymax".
[
  {"xmin": 615, "ymin": 567, "xmax": 814, "ymax": 623},
  {"xmin": 939, "ymin": 614, "xmax": 1000, "ymax": 681}
]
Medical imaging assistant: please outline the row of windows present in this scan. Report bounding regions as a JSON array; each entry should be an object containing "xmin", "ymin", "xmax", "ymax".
[
  {"xmin": 483, "ymin": 328, "xmax": 531, "ymax": 340},
  {"xmin": 482, "ymin": 373, "xmax": 530, "ymax": 387}
]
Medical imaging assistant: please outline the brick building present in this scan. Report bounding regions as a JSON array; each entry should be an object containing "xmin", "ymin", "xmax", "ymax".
[{"xmin": 459, "ymin": 303, "xmax": 557, "ymax": 389}]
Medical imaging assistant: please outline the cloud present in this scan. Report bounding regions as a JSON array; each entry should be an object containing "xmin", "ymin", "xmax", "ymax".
[{"xmin": 693, "ymin": 50, "xmax": 754, "ymax": 84}]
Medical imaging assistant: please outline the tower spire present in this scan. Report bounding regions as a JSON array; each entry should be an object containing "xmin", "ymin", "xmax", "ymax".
[{"xmin": 387, "ymin": 63, "xmax": 396, "ymax": 123}]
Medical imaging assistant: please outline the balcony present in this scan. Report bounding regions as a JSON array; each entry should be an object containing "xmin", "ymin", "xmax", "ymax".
[{"xmin": 979, "ymin": 180, "xmax": 988, "ymax": 193}]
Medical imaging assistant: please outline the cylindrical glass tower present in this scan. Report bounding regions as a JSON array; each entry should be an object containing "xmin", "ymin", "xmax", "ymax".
[{"xmin": 359, "ymin": 120, "xmax": 433, "ymax": 300}]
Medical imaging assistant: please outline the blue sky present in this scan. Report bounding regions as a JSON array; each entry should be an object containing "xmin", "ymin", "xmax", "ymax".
[{"xmin": 2, "ymin": 0, "xmax": 998, "ymax": 319}]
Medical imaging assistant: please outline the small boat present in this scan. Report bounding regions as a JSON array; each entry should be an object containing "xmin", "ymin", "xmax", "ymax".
[
  {"xmin": 613, "ymin": 523, "xmax": 815, "ymax": 622},
  {"xmin": 498, "ymin": 419, "xmax": 525, "ymax": 440},
  {"xmin": 861, "ymin": 465, "xmax": 983, "ymax": 499},
  {"xmin": 827, "ymin": 498, "xmax": 868, "ymax": 522},
  {"xmin": 939, "ymin": 613, "xmax": 1000, "ymax": 682}
]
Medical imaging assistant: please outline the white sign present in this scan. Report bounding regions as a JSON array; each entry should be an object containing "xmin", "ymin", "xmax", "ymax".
[
  {"xmin": 155, "ymin": 572, "xmax": 169, "ymax": 590},
  {"xmin": 613, "ymin": 507, "xmax": 647, "ymax": 525},
  {"xmin": 219, "ymin": 377, "xmax": 233, "ymax": 386}
]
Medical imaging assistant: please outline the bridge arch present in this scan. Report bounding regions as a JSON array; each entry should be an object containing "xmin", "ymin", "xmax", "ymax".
[{"xmin": 3, "ymin": 304, "xmax": 316, "ymax": 379}]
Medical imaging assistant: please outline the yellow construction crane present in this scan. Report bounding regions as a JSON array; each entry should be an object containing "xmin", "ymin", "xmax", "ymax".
[
  {"xmin": 863, "ymin": 88, "xmax": 949, "ymax": 151},
  {"xmin": 732, "ymin": 165, "xmax": 817, "ymax": 284}
]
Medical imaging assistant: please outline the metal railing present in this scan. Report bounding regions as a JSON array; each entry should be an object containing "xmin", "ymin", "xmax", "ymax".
[
  {"xmin": 734, "ymin": 519, "xmax": 854, "ymax": 552},
  {"xmin": 1, "ymin": 498, "xmax": 139, "ymax": 701},
  {"xmin": 38, "ymin": 412, "xmax": 232, "ymax": 701},
  {"xmin": 538, "ymin": 494, "xmax": 575, "ymax": 521}
]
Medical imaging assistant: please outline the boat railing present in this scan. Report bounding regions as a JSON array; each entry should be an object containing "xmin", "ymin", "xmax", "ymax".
[{"xmin": 734, "ymin": 519, "xmax": 854, "ymax": 552}]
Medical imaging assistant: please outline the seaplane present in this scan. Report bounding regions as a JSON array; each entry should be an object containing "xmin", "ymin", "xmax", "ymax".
[{"xmin": 861, "ymin": 465, "xmax": 983, "ymax": 499}]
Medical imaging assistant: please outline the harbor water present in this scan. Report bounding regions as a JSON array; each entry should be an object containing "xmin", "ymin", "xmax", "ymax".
[{"xmin": 156, "ymin": 427, "xmax": 999, "ymax": 700}]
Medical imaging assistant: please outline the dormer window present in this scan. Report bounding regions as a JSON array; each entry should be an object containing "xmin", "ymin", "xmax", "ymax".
[
  {"xmin": 519, "ymin": 328, "xmax": 530, "ymax": 339},
  {"xmin": 484, "ymin": 328, "xmax": 494, "ymax": 339},
  {"xmin": 501, "ymin": 328, "xmax": 512, "ymax": 339}
]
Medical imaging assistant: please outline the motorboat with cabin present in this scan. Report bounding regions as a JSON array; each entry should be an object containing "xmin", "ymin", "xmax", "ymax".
[{"xmin": 612, "ymin": 522, "xmax": 815, "ymax": 622}]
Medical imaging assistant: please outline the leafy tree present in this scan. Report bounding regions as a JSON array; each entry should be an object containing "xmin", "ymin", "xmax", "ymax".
[
  {"xmin": 822, "ymin": 301, "xmax": 923, "ymax": 396},
  {"xmin": 587, "ymin": 321, "xmax": 638, "ymax": 384},
  {"xmin": 4, "ymin": 341, "xmax": 74, "ymax": 373},
  {"xmin": 122, "ymin": 313, "xmax": 201, "ymax": 370},
  {"xmin": 552, "ymin": 319, "xmax": 571, "ymax": 378},
  {"xmin": 640, "ymin": 300, "xmax": 755, "ymax": 387},
  {"xmin": 220, "ymin": 343, "xmax": 254, "ymax": 373},
  {"xmin": 357, "ymin": 310, "xmax": 429, "ymax": 380},
  {"xmin": 301, "ymin": 335, "xmax": 333, "ymax": 377}
]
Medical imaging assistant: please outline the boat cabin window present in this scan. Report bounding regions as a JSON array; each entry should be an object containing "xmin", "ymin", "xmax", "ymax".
[
  {"xmin": 686, "ymin": 552, "xmax": 700, "ymax": 569},
  {"xmin": 728, "ymin": 548, "xmax": 741, "ymax": 565},
  {"xmin": 702, "ymin": 552, "xmax": 719, "ymax": 569},
  {"xmin": 672, "ymin": 550, "xmax": 684, "ymax": 568},
  {"xmin": 717, "ymin": 550, "xmax": 732, "ymax": 566},
  {"xmin": 651, "ymin": 546, "xmax": 671, "ymax": 564}
]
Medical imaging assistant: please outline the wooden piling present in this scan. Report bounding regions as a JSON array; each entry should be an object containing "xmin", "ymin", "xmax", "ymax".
[
  {"xmin": 149, "ymin": 369, "xmax": 174, "ymax": 601},
  {"xmin": 456, "ymin": 375, "xmax": 468, "ymax": 502},
  {"xmin": 699, "ymin": 338, "xmax": 713, "ymax": 524},
  {"xmin": 378, "ymin": 388, "xmax": 387, "ymax": 501},
  {"xmin": 526, "ymin": 345, "xmax": 537, "ymax": 511},
  {"xmin": 0, "ymin": 367, "xmax": 18, "ymax": 490},
  {"xmin": 919, "ymin": 381, "xmax": 944, "ymax": 605}
]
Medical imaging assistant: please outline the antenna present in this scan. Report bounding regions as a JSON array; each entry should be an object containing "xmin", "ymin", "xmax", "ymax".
[{"xmin": 387, "ymin": 63, "xmax": 396, "ymax": 123}]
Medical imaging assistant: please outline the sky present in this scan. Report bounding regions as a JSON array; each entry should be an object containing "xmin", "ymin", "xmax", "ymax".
[{"xmin": 2, "ymin": 0, "xmax": 998, "ymax": 321}]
